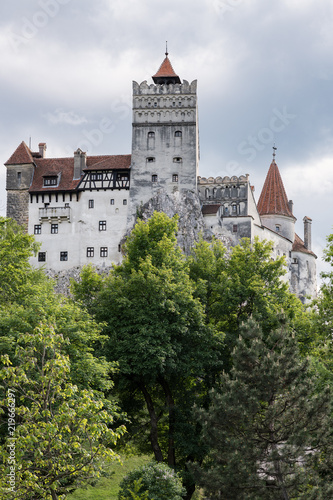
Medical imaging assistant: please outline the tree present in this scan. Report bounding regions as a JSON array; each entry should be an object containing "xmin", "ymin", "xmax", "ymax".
[
  {"xmin": 118, "ymin": 462, "xmax": 185, "ymax": 500},
  {"xmin": 73, "ymin": 212, "xmax": 224, "ymax": 499},
  {"xmin": 0, "ymin": 323, "xmax": 126, "ymax": 500},
  {"xmin": 188, "ymin": 237, "xmax": 305, "ymax": 370},
  {"xmin": 0, "ymin": 217, "xmax": 44, "ymax": 305},
  {"xmin": 193, "ymin": 320, "xmax": 333, "ymax": 499}
]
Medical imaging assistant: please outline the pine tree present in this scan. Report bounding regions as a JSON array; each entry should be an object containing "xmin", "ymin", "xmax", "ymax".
[{"xmin": 194, "ymin": 320, "xmax": 333, "ymax": 499}]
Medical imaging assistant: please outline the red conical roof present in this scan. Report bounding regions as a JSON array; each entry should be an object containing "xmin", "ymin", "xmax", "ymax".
[
  {"xmin": 152, "ymin": 55, "xmax": 181, "ymax": 84},
  {"xmin": 5, "ymin": 141, "xmax": 34, "ymax": 165},
  {"xmin": 257, "ymin": 160, "xmax": 295, "ymax": 218}
]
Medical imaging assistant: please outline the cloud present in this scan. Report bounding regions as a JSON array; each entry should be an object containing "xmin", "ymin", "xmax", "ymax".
[{"xmin": 45, "ymin": 108, "xmax": 88, "ymax": 126}]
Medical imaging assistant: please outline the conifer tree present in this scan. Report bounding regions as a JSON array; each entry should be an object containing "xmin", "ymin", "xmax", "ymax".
[{"xmin": 194, "ymin": 320, "xmax": 333, "ymax": 499}]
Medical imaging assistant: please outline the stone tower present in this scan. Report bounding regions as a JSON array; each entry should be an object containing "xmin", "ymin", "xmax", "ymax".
[
  {"xmin": 128, "ymin": 52, "xmax": 199, "ymax": 225},
  {"xmin": 5, "ymin": 141, "xmax": 37, "ymax": 228}
]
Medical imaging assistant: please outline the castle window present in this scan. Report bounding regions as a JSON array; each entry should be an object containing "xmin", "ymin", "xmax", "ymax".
[
  {"xmin": 147, "ymin": 157, "xmax": 155, "ymax": 163},
  {"xmin": 110, "ymin": 199, "xmax": 114, "ymax": 205},
  {"xmin": 224, "ymin": 206, "xmax": 229, "ymax": 215},
  {"xmin": 173, "ymin": 157, "xmax": 182, "ymax": 163},
  {"xmin": 293, "ymin": 258, "xmax": 298, "ymax": 264},
  {"xmin": 99, "ymin": 220, "xmax": 106, "ymax": 231},
  {"xmin": 233, "ymin": 224, "xmax": 238, "ymax": 233},
  {"xmin": 88, "ymin": 199, "xmax": 94, "ymax": 209},
  {"xmin": 60, "ymin": 251, "xmax": 68, "ymax": 261},
  {"xmin": 232, "ymin": 204, "xmax": 237, "ymax": 214},
  {"xmin": 87, "ymin": 247, "xmax": 94, "ymax": 257},
  {"xmin": 172, "ymin": 174, "xmax": 179, "ymax": 183},
  {"xmin": 175, "ymin": 131, "xmax": 182, "ymax": 137},
  {"xmin": 34, "ymin": 224, "xmax": 41, "ymax": 235},
  {"xmin": 43, "ymin": 176, "xmax": 58, "ymax": 186},
  {"xmin": 38, "ymin": 252, "xmax": 46, "ymax": 262},
  {"xmin": 148, "ymin": 132, "xmax": 155, "ymax": 138},
  {"xmin": 152, "ymin": 175, "xmax": 158, "ymax": 183},
  {"xmin": 17, "ymin": 172, "xmax": 21, "ymax": 187},
  {"xmin": 123, "ymin": 199, "xmax": 127, "ymax": 205},
  {"xmin": 100, "ymin": 247, "xmax": 108, "ymax": 257},
  {"xmin": 154, "ymin": 102, "xmax": 157, "ymax": 107},
  {"xmin": 275, "ymin": 225, "xmax": 281, "ymax": 232},
  {"xmin": 51, "ymin": 224, "xmax": 58, "ymax": 234},
  {"xmin": 91, "ymin": 172, "xmax": 103, "ymax": 181}
]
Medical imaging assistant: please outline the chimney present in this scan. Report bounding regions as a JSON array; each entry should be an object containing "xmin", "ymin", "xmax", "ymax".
[
  {"xmin": 73, "ymin": 148, "xmax": 86, "ymax": 179},
  {"xmin": 39, "ymin": 142, "xmax": 47, "ymax": 158},
  {"xmin": 303, "ymin": 216, "xmax": 312, "ymax": 250},
  {"xmin": 288, "ymin": 199, "xmax": 293, "ymax": 214}
]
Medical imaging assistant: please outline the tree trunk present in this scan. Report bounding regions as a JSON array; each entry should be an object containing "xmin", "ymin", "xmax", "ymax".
[
  {"xmin": 50, "ymin": 489, "xmax": 58, "ymax": 500},
  {"xmin": 139, "ymin": 381, "xmax": 164, "ymax": 462},
  {"xmin": 159, "ymin": 376, "xmax": 176, "ymax": 467}
]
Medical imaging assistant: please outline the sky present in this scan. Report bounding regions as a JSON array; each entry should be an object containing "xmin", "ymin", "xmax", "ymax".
[{"xmin": 1, "ymin": 0, "xmax": 333, "ymax": 279}]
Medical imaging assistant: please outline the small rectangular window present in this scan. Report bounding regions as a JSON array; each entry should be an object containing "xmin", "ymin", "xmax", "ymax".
[
  {"xmin": 233, "ymin": 224, "xmax": 238, "ymax": 233},
  {"xmin": 152, "ymin": 175, "xmax": 158, "ymax": 183},
  {"xmin": 91, "ymin": 173, "xmax": 103, "ymax": 181},
  {"xmin": 60, "ymin": 251, "xmax": 68, "ymax": 261},
  {"xmin": 99, "ymin": 220, "xmax": 106, "ymax": 231},
  {"xmin": 100, "ymin": 247, "xmax": 108, "ymax": 257},
  {"xmin": 172, "ymin": 174, "xmax": 178, "ymax": 182},
  {"xmin": 87, "ymin": 247, "xmax": 94, "ymax": 257},
  {"xmin": 51, "ymin": 223, "xmax": 58, "ymax": 234},
  {"xmin": 110, "ymin": 199, "xmax": 115, "ymax": 205},
  {"xmin": 147, "ymin": 157, "xmax": 155, "ymax": 163},
  {"xmin": 38, "ymin": 252, "xmax": 46, "ymax": 262},
  {"xmin": 89, "ymin": 199, "xmax": 94, "ymax": 209},
  {"xmin": 123, "ymin": 199, "xmax": 127, "ymax": 205},
  {"xmin": 43, "ymin": 176, "xmax": 58, "ymax": 186},
  {"xmin": 34, "ymin": 224, "xmax": 41, "ymax": 235}
]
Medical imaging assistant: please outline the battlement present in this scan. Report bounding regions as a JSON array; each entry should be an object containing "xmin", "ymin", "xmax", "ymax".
[
  {"xmin": 198, "ymin": 174, "xmax": 249, "ymax": 185},
  {"xmin": 132, "ymin": 79, "xmax": 197, "ymax": 96}
]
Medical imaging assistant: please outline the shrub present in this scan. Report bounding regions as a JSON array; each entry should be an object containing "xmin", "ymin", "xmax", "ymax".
[{"xmin": 118, "ymin": 462, "xmax": 185, "ymax": 500}]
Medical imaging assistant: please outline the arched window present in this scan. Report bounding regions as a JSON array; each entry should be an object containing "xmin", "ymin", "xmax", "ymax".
[
  {"xmin": 148, "ymin": 131, "xmax": 155, "ymax": 138},
  {"xmin": 175, "ymin": 130, "xmax": 182, "ymax": 137}
]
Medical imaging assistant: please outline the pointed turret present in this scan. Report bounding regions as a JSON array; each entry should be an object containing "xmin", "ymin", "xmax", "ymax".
[
  {"xmin": 257, "ymin": 159, "xmax": 295, "ymax": 219},
  {"xmin": 5, "ymin": 141, "xmax": 34, "ymax": 166},
  {"xmin": 152, "ymin": 48, "xmax": 181, "ymax": 84},
  {"xmin": 257, "ymin": 153, "xmax": 296, "ymax": 242}
]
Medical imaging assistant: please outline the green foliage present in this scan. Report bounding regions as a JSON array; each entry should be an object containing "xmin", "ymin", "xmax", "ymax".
[
  {"xmin": 119, "ymin": 479, "xmax": 149, "ymax": 500},
  {"xmin": 0, "ymin": 217, "xmax": 45, "ymax": 304},
  {"xmin": 189, "ymin": 236, "xmax": 305, "ymax": 371},
  {"xmin": 118, "ymin": 462, "xmax": 185, "ymax": 500},
  {"xmin": 193, "ymin": 320, "xmax": 333, "ymax": 499},
  {"xmin": 68, "ymin": 454, "xmax": 151, "ymax": 500},
  {"xmin": 0, "ymin": 324, "xmax": 126, "ymax": 500}
]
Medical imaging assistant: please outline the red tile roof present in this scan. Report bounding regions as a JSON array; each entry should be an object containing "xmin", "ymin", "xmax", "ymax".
[
  {"xmin": 84, "ymin": 155, "xmax": 131, "ymax": 171},
  {"xmin": 292, "ymin": 233, "xmax": 317, "ymax": 257},
  {"xmin": 257, "ymin": 160, "xmax": 295, "ymax": 219},
  {"xmin": 29, "ymin": 154, "xmax": 131, "ymax": 192},
  {"xmin": 152, "ymin": 56, "xmax": 181, "ymax": 84},
  {"xmin": 5, "ymin": 141, "xmax": 34, "ymax": 165}
]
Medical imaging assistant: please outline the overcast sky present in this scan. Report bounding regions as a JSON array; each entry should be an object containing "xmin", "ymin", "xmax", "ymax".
[{"xmin": 1, "ymin": 0, "xmax": 333, "ymax": 278}]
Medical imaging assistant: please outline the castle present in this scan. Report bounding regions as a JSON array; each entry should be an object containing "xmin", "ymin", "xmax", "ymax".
[{"xmin": 4, "ymin": 52, "xmax": 317, "ymax": 302}]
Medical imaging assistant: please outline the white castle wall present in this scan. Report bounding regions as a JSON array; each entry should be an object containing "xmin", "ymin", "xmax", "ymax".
[{"xmin": 29, "ymin": 189, "xmax": 129, "ymax": 271}]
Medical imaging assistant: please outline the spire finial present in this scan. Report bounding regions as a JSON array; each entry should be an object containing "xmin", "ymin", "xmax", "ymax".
[
  {"xmin": 165, "ymin": 41, "xmax": 168, "ymax": 57},
  {"xmin": 273, "ymin": 144, "xmax": 277, "ymax": 161}
]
